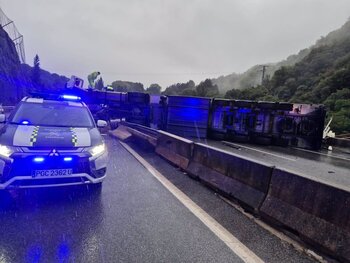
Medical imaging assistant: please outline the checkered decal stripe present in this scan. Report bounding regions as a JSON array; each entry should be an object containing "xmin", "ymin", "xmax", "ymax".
[
  {"xmin": 29, "ymin": 126, "xmax": 40, "ymax": 146},
  {"xmin": 13, "ymin": 125, "xmax": 91, "ymax": 147},
  {"xmin": 70, "ymin": 128, "xmax": 78, "ymax": 146}
]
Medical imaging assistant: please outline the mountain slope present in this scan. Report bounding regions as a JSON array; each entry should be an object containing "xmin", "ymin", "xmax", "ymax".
[
  {"xmin": 223, "ymin": 23, "xmax": 350, "ymax": 133},
  {"xmin": 213, "ymin": 19, "xmax": 350, "ymax": 93},
  {"xmin": 267, "ymin": 36, "xmax": 350, "ymax": 133}
]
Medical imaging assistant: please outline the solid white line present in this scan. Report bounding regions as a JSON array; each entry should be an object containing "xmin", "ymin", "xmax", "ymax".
[
  {"xmin": 222, "ymin": 141, "xmax": 296, "ymax": 162},
  {"xmin": 218, "ymin": 196, "xmax": 327, "ymax": 263},
  {"xmin": 119, "ymin": 141, "xmax": 264, "ymax": 263}
]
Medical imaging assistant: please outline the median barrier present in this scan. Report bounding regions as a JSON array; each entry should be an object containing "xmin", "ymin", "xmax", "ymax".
[
  {"xmin": 109, "ymin": 125, "xmax": 132, "ymax": 141},
  {"xmin": 155, "ymin": 131, "xmax": 193, "ymax": 170},
  {"xmin": 260, "ymin": 168, "xmax": 350, "ymax": 262},
  {"xmin": 111, "ymin": 127, "xmax": 350, "ymax": 261},
  {"xmin": 127, "ymin": 127, "xmax": 157, "ymax": 147},
  {"xmin": 122, "ymin": 121, "xmax": 159, "ymax": 138},
  {"xmin": 186, "ymin": 143, "xmax": 274, "ymax": 212}
]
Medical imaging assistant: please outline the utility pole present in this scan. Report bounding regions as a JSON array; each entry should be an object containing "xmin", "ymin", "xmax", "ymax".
[{"xmin": 260, "ymin": 65, "xmax": 269, "ymax": 85}]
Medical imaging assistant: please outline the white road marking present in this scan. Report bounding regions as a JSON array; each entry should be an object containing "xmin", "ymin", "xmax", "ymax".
[
  {"xmin": 222, "ymin": 141, "xmax": 296, "ymax": 162},
  {"xmin": 119, "ymin": 141, "xmax": 264, "ymax": 263},
  {"xmin": 218, "ymin": 196, "xmax": 327, "ymax": 263}
]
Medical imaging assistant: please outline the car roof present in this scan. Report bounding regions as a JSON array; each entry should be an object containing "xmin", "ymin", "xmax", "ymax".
[{"xmin": 22, "ymin": 97, "xmax": 86, "ymax": 107}]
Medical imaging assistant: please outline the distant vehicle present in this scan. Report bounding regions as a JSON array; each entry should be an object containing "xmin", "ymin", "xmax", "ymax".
[{"xmin": 0, "ymin": 94, "xmax": 108, "ymax": 190}]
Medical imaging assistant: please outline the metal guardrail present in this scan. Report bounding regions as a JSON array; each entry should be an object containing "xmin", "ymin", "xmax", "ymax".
[
  {"xmin": 336, "ymin": 133, "xmax": 350, "ymax": 139},
  {"xmin": 328, "ymin": 137, "xmax": 350, "ymax": 148}
]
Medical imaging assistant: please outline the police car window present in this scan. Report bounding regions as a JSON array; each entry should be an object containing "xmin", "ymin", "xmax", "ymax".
[{"xmin": 10, "ymin": 102, "xmax": 94, "ymax": 128}]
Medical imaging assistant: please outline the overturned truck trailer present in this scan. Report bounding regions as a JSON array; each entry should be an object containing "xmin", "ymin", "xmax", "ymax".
[
  {"xmin": 70, "ymin": 87, "xmax": 151, "ymax": 127},
  {"xmin": 67, "ymin": 81, "xmax": 326, "ymax": 150},
  {"xmin": 209, "ymin": 99, "xmax": 326, "ymax": 150}
]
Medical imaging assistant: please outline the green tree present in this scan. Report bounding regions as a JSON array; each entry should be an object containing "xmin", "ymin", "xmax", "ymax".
[
  {"xmin": 180, "ymin": 88, "xmax": 197, "ymax": 96},
  {"xmin": 225, "ymin": 89, "xmax": 242, "ymax": 99},
  {"xmin": 225, "ymin": 86, "xmax": 268, "ymax": 101},
  {"xmin": 324, "ymin": 88, "xmax": 350, "ymax": 110},
  {"xmin": 111, "ymin": 82, "xmax": 128, "ymax": 92},
  {"xmin": 146, "ymin": 84, "xmax": 161, "ymax": 94},
  {"xmin": 195, "ymin": 79, "xmax": 219, "ymax": 97},
  {"xmin": 110, "ymin": 81, "xmax": 144, "ymax": 92},
  {"xmin": 32, "ymin": 54, "xmax": 41, "ymax": 85},
  {"xmin": 162, "ymin": 80, "xmax": 195, "ymax": 95},
  {"xmin": 331, "ymin": 99, "xmax": 350, "ymax": 133}
]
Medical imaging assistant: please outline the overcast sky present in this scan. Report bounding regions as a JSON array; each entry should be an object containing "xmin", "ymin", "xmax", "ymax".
[{"xmin": 1, "ymin": 0, "xmax": 350, "ymax": 88}]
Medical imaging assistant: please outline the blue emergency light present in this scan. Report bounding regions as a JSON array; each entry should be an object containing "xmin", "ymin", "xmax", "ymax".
[
  {"xmin": 33, "ymin": 157, "xmax": 45, "ymax": 163},
  {"xmin": 61, "ymin": 95, "xmax": 81, "ymax": 101}
]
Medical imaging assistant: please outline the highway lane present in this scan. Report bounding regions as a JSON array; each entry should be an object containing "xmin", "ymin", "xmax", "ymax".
[
  {"xmin": 0, "ymin": 137, "xmax": 316, "ymax": 262},
  {"xmin": 125, "ymin": 140, "xmax": 319, "ymax": 263}
]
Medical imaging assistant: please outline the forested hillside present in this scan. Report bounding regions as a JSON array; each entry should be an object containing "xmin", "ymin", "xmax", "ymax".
[
  {"xmin": 212, "ymin": 48, "xmax": 310, "ymax": 93},
  {"xmin": 225, "ymin": 30, "xmax": 350, "ymax": 133},
  {"xmin": 270, "ymin": 39, "xmax": 350, "ymax": 133},
  {"xmin": 214, "ymin": 19, "xmax": 350, "ymax": 94}
]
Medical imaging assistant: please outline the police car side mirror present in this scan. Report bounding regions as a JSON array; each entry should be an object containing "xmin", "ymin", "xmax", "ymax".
[
  {"xmin": 0, "ymin": 114, "xmax": 5, "ymax": 123},
  {"xmin": 97, "ymin": 120, "xmax": 108, "ymax": 128}
]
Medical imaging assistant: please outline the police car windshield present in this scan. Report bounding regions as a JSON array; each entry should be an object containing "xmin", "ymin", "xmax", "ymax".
[{"xmin": 10, "ymin": 102, "xmax": 94, "ymax": 128}]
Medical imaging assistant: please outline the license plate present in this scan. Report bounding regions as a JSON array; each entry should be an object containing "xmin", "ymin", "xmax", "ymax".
[{"xmin": 32, "ymin": 169, "xmax": 73, "ymax": 177}]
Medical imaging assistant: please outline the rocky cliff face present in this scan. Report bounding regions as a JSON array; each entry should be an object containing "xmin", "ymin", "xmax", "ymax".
[
  {"xmin": 0, "ymin": 26, "xmax": 32, "ymax": 104},
  {"xmin": 0, "ymin": 26, "xmax": 69, "ymax": 105},
  {"xmin": 0, "ymin": 26, "xmax": 19, "ymax": 69}
]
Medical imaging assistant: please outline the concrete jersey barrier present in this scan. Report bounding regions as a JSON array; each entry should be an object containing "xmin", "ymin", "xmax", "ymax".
[
  {"xmin": 155, "ymin": 130, "xmax": 193, "ymax": 170},
  {"xmin": 111, "ymin": 127, "xmax": 350, "ymax": 261},
  {"xmin": 127, "ymin": 127, "xmax": 157, "ymax": 147},
  {"xmin": 109, "ymin": 125, "xmax": 132, "ymax": 141},
  {"xmin": 260, "ymin": 168, "xmax": 350, "ymax": 262},
  {"xmin": 186, "ymin": 143, "xmax": 274, "ymax": 212}
]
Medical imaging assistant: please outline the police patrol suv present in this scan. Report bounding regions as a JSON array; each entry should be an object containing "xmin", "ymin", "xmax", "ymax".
[{"xmin": 0, "ymin": 94, "xmax": 107, "ymax": 189}]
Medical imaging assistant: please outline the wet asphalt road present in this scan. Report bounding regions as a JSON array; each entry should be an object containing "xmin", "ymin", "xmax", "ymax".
[{"xmin": 0, "ymin": 137, "xmax": 316, "ymax": 263}]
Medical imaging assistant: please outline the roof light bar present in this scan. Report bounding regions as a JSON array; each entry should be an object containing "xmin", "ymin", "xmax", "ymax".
[{"xmin": 61, "ymin": 95, "xmax": 81, "ymax": 101}]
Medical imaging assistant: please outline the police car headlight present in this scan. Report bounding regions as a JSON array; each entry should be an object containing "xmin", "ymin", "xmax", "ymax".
[
  {"xmin": 88, "ymin": 143, "xmax": 106, "ymax": 157},
  {"xmin": 0, "ymin": 144, "xmax": 15, "ymax": 158}
]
